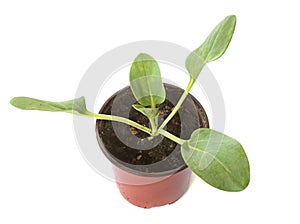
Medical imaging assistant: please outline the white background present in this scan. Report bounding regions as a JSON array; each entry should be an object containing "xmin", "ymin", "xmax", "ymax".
[{"xmin": 1, "ymin": 0, "xmax": 299, "ymax": 223}]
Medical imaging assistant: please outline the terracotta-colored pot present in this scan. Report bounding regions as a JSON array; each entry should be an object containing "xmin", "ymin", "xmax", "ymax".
[
  {"xmin": 96, "ymin": 84, "xmax": 209, "ymax": 208},
  {"xmin": 113, "ymin": 165, "xmax": 192, "ymax": 208}
]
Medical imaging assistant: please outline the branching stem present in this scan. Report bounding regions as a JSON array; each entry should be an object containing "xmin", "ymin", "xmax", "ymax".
[
  {"xmin": 90, "ymin": 112, "xmax": 185, "ymax": 145},
  {"xmin": 157, "ymin": 78, "xmax": 195, "ymax": 133}
]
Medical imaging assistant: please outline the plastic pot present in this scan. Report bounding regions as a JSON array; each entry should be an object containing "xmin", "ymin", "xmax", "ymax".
[{"xmin": 96, "ymin": 84, "xmax": 209, "ymax": 208}]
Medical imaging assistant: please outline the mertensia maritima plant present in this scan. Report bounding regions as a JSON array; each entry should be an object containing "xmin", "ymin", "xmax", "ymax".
[{"xmin": 10, "ymin": 15, "xmax": 250, "ymax": 192}]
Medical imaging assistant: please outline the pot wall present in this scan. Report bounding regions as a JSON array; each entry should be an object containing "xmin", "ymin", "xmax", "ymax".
[{"xmin": 114, "ymin": 166, "xmax": 192, "ymax": 208}]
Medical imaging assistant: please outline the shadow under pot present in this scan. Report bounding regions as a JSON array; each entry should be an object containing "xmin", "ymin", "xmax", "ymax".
[{"xmin": 96, "ymin": 83, "xmax": 209, "ymax": 208}]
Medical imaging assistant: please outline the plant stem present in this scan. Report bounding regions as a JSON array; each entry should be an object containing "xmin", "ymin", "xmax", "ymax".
[
  {"xmin": 157, "ymin": 77, "xmax": 196, "ymax": 133},
  {"xmin": 91, "ymin": 112, "xmax": 152, "ymax": 135},
  {"xmin": 90, "ymin": 112, "xmax": 185, "ymax": 145},
  {"xmin": 158, "ymin": 129, "xmax": 185, "ymax": 145},
  {"xmin": 149, "ymin": 116, "xmax": 158, "ymax": 136}
]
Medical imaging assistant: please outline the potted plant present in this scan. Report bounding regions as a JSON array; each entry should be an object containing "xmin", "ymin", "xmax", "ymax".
[{"xmin": 10, "ymin": 15, "xmax": 250, "ymax": 208}]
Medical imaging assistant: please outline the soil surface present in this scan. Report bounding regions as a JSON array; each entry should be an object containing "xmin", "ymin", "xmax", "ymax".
[{"xmin": 96, "ymin": 84, "xmax": 209, "ymax": 176}]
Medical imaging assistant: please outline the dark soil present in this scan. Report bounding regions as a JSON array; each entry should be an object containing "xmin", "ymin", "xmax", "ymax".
[{"xmin": 96, "ymin": 84, "xmax": 209, "ymax": 176}]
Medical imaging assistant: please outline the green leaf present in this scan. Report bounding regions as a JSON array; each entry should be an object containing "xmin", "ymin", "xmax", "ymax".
[
  {"xmin": 181, "ymin": 128, "xmax": 250, "ymax": 192},
  {"xmin": 10, "ymin": 96, "xmax": 156, "ymax": 135},
  {"xmin": 130, "ymin": 53, "xmax": 166, "ymax": 107},
  {"xmin": 10, "ymin": 96, "xmax": 90, "ymax": 116},
  {"xmin": 186, "ymin": 15, "xmax": 236, "ymax": 79},
  {"xmin": 132, "ymin": 104, "xmax": 159, "ymax": 118}
]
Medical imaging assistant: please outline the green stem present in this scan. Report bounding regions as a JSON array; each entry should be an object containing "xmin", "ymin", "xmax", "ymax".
[
  {"xmin": 158, "ymin": 129, "xmax": 185, "ymax": 145},
  {"xmin": 157, "ymin": 77, "xmax": 196, "ymax": 133},
  {"xmin": 149, "ymin": 116, "xmax": 158, "ymax": 136},
  {"xmin": 89, "ymin": 112, "xmax": 185, "ymax": 145},
  {"xmin": 90, "ymin": 112, "xmax": 152, "ymax": 135}
]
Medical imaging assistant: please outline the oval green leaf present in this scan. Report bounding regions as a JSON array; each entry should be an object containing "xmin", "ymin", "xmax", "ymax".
[
  {"xmin": 132, "ymin": 104, "xmax": 159, "ymax": 119},
  {"xmin": 181, "ymin": 128, "xmax": 250, "ymax": 192},
  {"xmin": 10, "ymin": 96, "xmax": 89, "ymax": 116},
  {"xmin": 186, "ymin": 15, "xmax": 236, "ymax": 79},
  {"xmin": 130, "ymin": 53, "xmax": 166, "ymax": 107}
]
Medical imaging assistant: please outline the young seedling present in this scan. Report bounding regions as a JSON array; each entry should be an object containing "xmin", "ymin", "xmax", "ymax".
[{"xmin": 10, "ymin": 15, "xmax": 250, "ymax": 192}]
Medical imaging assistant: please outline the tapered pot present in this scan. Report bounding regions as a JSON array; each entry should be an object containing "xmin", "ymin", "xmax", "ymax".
[{"xmin": 96, "ymin": 84, "xmax": 209, "ymax": 208}]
